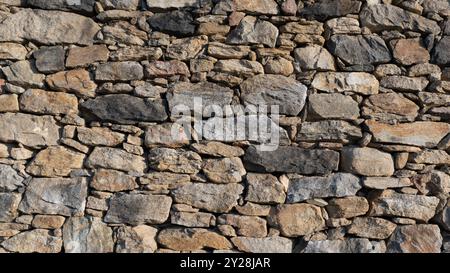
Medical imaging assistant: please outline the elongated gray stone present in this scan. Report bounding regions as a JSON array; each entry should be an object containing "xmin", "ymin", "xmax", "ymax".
[
  {"xmin": 231, "ymin": 237, "xmax": 293, "ymax": 253},
  {"xmin": 244, "ymin": 145, "xmax": 339, "ymax": 175},
  {"xmin": 297, "ymin": 120, "xmax": 362, "ymax": 143},
  {"xmin": 287, "ymin": 173, "xmax": 361, "ymax": 203},
  {"xmin": 63, "ymin": 217, "xmax": 113, "ymax": 253},
  {"xmin": 303, "ymin": 238, "xmax": 385, "ymax": 253}
]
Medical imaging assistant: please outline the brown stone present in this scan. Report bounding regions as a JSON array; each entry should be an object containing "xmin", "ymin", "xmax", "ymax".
[
  {"xmin": 32, "ymin": 215, "xmax": 65, "ymax": 229},
  {"xmin": 46, "ymin": 69, "xmax": 97, "ymax": 99},
  {"xmin": 217, "ymin": 214, "xmax": 267, "ymax": 237},
  {"xmin": 392, "ymin": 39, "xmax": 430, "ymax": 65},
  {"xmin": 26, "ymin": 146, "xmax": 85, "ymax": 177},
  {"xmin": 326, "ymin": 197, "xmax": 369, "ymax": 218},
  {"xmin": 157, "ymin": 228, "xmax": 232, "ymax": 251},
  {"xmin": 387, "ymin": 224, "xmax": 442, "ymax": 253},
  {"xmin": 0, "ymin": 94, "xmax": 19, "ymax": 113},
  {"xmin": 91, "ymin": 169, "xmax": 138, "ymax": 192},
  {"xmin": 145, "ymin": 60, "xmax": 190, "ymax": 78},
  {"xmin": 362, "ymin": 93, "xmax": 419, "ymax": 122},
  {"xmin": 245, "ymin": 173, "xmax": 286, "ymax": 204},
  {"xmin": 77, "ymin": 127, "xmax": 125, "ymax": 147},
  {"xmin": 191, "ymin": 142, "xmax": 244, "ymax": 157},
  {"xmin": 19, "ymin": 89, "xmax": 78, "ymax": 115},
  {"xmin": 348, "ymin": 217, "xmax": 397, "ymax": 240},
  {"xmin": 202, "ymin": 157, "xmax": 246, "ymax": 183},
  {"xmin": 66, "ymin": 45, "xmax": 110, "ymax": 68}
]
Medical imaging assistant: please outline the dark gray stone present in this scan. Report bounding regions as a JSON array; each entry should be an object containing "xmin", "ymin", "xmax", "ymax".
[
  {"xmin": 432, "ymin": 36, "xmax": 450, "ymax": 65},
  {"xmin": 33, "ymin": 46, "xmax": 65, "ymax": 73},
  {"xmin": 27, "ymin": 0, "xmax": 96, "ymax": 13},
  {"xmin": 300, "ymin": 0, "xmax": 362, "ymax": 20},
  {"xmin": 148, "ymin": 11, "xmax": 196, "ymax": 37},
  {"xmin": 243, "ymin": 145, "xmax": 339, "ymax": 175},
  {"xmin": 328, "ymin": 35, "xmax": 391, "ymax": 66},
  {"xmin": 297, "ymin": 120, "xmax": 362, "ymax": 143},
  {"xmin": 0, "ymin": 164, "xmax": 24, "ymax": 192},
  {"xmin": 80, "ymin": 94, "xmax": 168, "ymax": 124}
]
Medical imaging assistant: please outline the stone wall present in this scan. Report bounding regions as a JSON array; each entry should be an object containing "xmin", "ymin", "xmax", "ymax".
[{"xmin": 0, "ymin": 0, "xmax": 449, "ymax": 253}]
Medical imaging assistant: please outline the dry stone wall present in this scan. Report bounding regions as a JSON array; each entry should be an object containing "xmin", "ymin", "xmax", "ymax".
[{"xmin": 0, "ymin": 0, "xmax": 449, "ymax": 253}]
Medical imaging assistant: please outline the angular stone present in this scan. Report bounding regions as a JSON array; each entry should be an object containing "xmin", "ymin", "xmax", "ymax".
[
  {"xmin": 264, "ymin": 57, "xmax": 294, "ymax": 76},
  {"xmin": 348, "ymin": 217, "xmax": 397, "ymax": 240},
  {"xmin": 294, "ymin": 45, "xmax": 335, "ymax": 71},
  {"xmin": 362, "ymin": 177, "xmax": 413, "ymax": 190},
  {"xmin": 2, "ymin": 60, "xmax": 45, "ymax": 88},
  {"xmin": 231, "ymin": 0, "xmax": 279, "ymax": 15},
  {"xmin": 203, "ymin": 157, "xmax": 246, "ymax": 183},
  {"xmin": 197, "ymin": 22, "xmax": 231, "ymax": 36},
  {"xmin": 0, "ymin": 9, "xmax": 100, "ymax": 45},
  {"xmin": 215, "ymin": 59, "xmax": 264, "ymax": 77},
  {"xmin": 144, "ymin": 123, "xmax": 190, "ymax": 148},
  {"xmin": 77, "ymin": 127, "xmax": 125, "ymax": 147},
  {"xmin": 1, "ymin": 229, "xmax": 62, "ymax": 253},
  {"xmin": 300, "ymin": 0, "xmax": 362, "ymax": 20},
  {"xmin": 432, "ymin": 36, "xmax": 450, "ymax": 65},
  {"xmin": 102, "ymin": 22, "xmax": 147, "ymax": 46},
  {"xmin": 366, "ymin": 120, "xmax": 450, "ymax": 148},
  {"xmin": 167, "ymin": 81, "xmax": 234, "ymax": 115},
  {"xmin": 110, "ymin": 46, "xmax": 162, "ymax": 62},
  {"xmin": 0, "ymin": 113, "xmax": 59, "ymax": 148},
  {"xmin": 148, "ymin": 148, "xmax": 201, "ymax": 174},
  {"xmin": 104, "ymin": 193, "xmax": 172, "ymax": 225},
  {"xmin": 19, "ymin": 177, "xmax": 87, "ymax": 216},
  {"xmin": 245, "ymin": 173, "xmax": 286, "ymax": 204},
  {"xmin": 362, "ymin": 93, "xmax": 419, "ymax": 122},
  {"xmin": 236, "ymin": 202, "xmax": 271, "ymax": 216},
  {"xmin": 86, "ymin": 147, "xmax": 146, "ymax": 173},
  {"xmin": 95, "ymin": 61, "xmax": 143, "ymax": 81},
  {"xmin": 191, "ymin": 142, "xmax": 244, "ymax": 158},
  {"xmin": 387, "ymin": 225, "xmax": 442, "ymax": 253},
  {"xmin": 326, "ymin": 196, "xmax": 369, "ymax": 218},
  {"xmin": 46, "ymin": 69, "xmax": 97, "ymax": 99},
  {"xmin": 172, "ymin": 183, "xmax": 243, "ymax": 213},
  {"xmin": 0, "ymin": 94, "xmax": 19, "ymax": 113},
  {"xmin": 149, "ymin": 11, "xmax": 196, "ymax": 37},
  {"xmin": 341, "ymin": 147, "xmax": 394, "ymax": 177},
  {"xmin": 207, "ymin": 42, "xmax": 251, "ymax": 59},
  {"xmin": 0, "ymin": 193, "xmax": 21, "ymax": 222},
  {"xmin": 392, "ymin": 39, "xmax": 430, "ymax": 66},
  {"xmin": 308, "ymin": 93, "xmax": 359, "ymax": 121},
  {"xmin": 217, "ymin": 214, "xmax": 267, "ymax": 237},
  {"xmin": 91, "ymin": 169, "xmax": 137, "ymax": 192},
  {"xmin": 157, "ymin": 228, "xmax": 232, "ymax": 251},
  {"xmin": 268, "ymin": 204, "xmax": 325, "ymax": 237},
  {"xmin": 360, "ymin": 4, "xmax": 441, "ymax": 34},
  {"xmin": 231, "ymin": 237, "xmax": 293, "ymax": 253},
  {"xmin": 280, "ymin": 21, "xmax": 324, "ymax": 34},
  {"xmin": 410, "ymin": 150, "xmax": 450, "ymax": 165},
  {"xmin": 325, "ymin": 17, "xmax": 361, "ymax": 36},
  {"xmin": 297, "ymin": 120, "xmax": 362, "ymax": 143},
  {"xmin": 369, "ymin": 189, "xmax": 440, "ymax": 222},
  {"xmin": 115, "ymin": 225, "xmax": 158, "ymax": 253},
  {"xmin": 0, "ymin": 164, "xmax": 23, "ymax": 192},
  {"xmin": 63, "ymin": 216, "xmax": 113, "ymax": 253},
  {"xmin": 287, "ymin": 173, "xmax": 361, "ymax": 203},
  {"xmin": 327, "ymin": 35, "xmax": 391, "ymax": 66},
  {"xmin": 19, "ymin": 89, "xmax": 78, "ymax": 115},
  {"xmin": 227, "ymin": 16, "xmax": 279, "ymax": 48},
  {"xmin": 66, "ymin": 45, "xmax": 109, "ymax": 68},
  {"xmin": 26, "ymin": 146, "xmax": 85, "ymax": 177},
  {"xmin": 34, "ymin": 46, "xmax": 65, "ymax": 73},
  {"xmin": 80, "ymin": 94, "xmax": 168, "ymax": 124},
  {"xmin": 0, "ymin": 43, "xmax": 27, "ymax": 60},
  {"xmin": 380, "ymin": 76, "xmax": 428, "ymax": 92},
  {"xmin": 27, "ymin": 0, "xmax": 95, "ymax": 13},
  {"xmin": 303, "ymin": 238, "xmax": 384, "ymax": 253},
  {"xmin": 240, "ymin": 74, "xmax": 307, "ymax": 116},
  {"xmin": 100, "ymin": 0, "xmax": 140, "ymax": 10},
  {"xmin": 166, "ymin": 36, "xmax": 208, "ymax": 61},
  {"xmin": 32, "ymin": 215, "xmax": 65, "ymax": 229},
  {"xmin": 146, "ymin": 0, "xmax": 201, "ymax": 10},
  {"xmin": 311, "ymin": 72, "xmax": 379, "ymax": 95},
  {"xmin": 171, "ymin": 211, "xmax": 214, "ymax": 228},
  {"xmin": 244, "ymin": 145, "xmax": 339, "ymax": 175},
  {"xmin": 145, "ymin": 60, "xmax": 190, "ymax": 78}
]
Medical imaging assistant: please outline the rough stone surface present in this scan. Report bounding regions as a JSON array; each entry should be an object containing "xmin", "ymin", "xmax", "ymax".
[
  {"xmin": 0, "ymin": 164, "xmax": 24, "ymax": 192},
  {"xmin": 115, "ymin": 225, "xmax": 158, "ymax": 253},
  {"xmin": 148, "ymin": 148, "xmax": 202, "ymax": 174},
  {"xmin": 19, "ymin": 89, "xmax": 78, "ymax": 115},
  {"xmin": 311, "ymin": 72, "xmax": 379, "ymax": 95},
  {"xmin": 26, "ymin": 146, "xmax": 85, "ymax": 177},
  {"xmin": 341, "ymin": 147, "xmax": 395, "ymax": 176},
  {"xmin": 297, "ymin": 120, "xmax": 362, "ymax": 143},
  {"xmin": 348, "ymin": 217, "xmax": 397, "ymax": 240},
  {"xmin": 231, "ymin": 237, "xmax": 293, "ymax": 253},
  {"xmin": 46, "ymin": 69, "xmax": 97, "ymax": 99},
  {"xmin": 1, "ymin": 229, "xmax": 62, "ymax": 253},
  {"xmin": 303, "ymin": 238, "xmax": 385, "ymax": 253},
  {"xmin": 308, "ymin": 93, "xmax": 359, "ymax": 121},
  {"xmin": 63, "ymin": 217, "xmax": 113, "ymax": 253},
  {"xmin": 157, "ymin": 228, "xmax": 232, "ymax": 251},
  {"xmin": 387, "ymin": 225, "xmax": 442, "ymax": 253},
  {"xmin": 86, "ymin": 147, "xmax": 146, "ymax": 173},
  {"xmin": 227, "ymin": 16, "xmax": 279, "ymax": 48},
  {"xmin": 245, "ymin": 173, "xmax": 286, "ymax": 204}
]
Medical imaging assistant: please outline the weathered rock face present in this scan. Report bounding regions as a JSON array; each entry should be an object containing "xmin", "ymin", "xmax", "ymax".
[
  {"xmin": 268, "ymin": 204, "xmax": 325, "ymax": 237},
  {"xmin": 63, "ymin": 217, "xmax": 113, "ymax": 253},
  {"xmin": 19, "ymin": 178, "xmax": 87, "ymax": 216},
  {"xmin": 240, "ymin": 74, "xmax": 307, "ymax": 116},
  {"xmin": 80, "ymin": 95, "xmax": 168, "ymax": 124},
  {"xmin": 172, "ymin": 183, "xmax": 243, "ymax": 213},
  {"xmin": 0, "ymin": 9, "xmax": 100, "ymax": 45},
  {"xmin": 387, "ymin": 225, "xmax": 442, "ymax": 253},
  {"xmin": 244, "ymin": 146, "xmax": 339, "ymax": 175},
  {"xmin": 104, "ymin": 193, "xmax": 172, "ymax": 225},
  {"xmin": 0, "ymin": 113, "xmax": 59, "ymax": 148},
  {"xmin": 0, "ymin": 0, "xmax": 449, "ymax": 254}
]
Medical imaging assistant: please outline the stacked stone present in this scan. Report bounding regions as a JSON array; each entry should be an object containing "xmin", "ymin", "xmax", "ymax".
[{"xmin": 0, "ymin": 0, "xmax": 449, "ymax": 253}]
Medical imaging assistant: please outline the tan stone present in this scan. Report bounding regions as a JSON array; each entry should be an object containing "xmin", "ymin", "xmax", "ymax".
[
  {"xmin": 19, "ymin": 89, "xmax": 78, "ymax": 115},
  {"xmin": 46, "ymin": 69, "xmax": 97, "ymax": 99},
  {"xmin": 198, "ymin": 23, "xmax": 230, "ymax": 35},
  {"xmin": 366, "ymin": 120, "xmax": 450, "ymax": 148},
  {"xmin": 215, "ymin": 59, "xmax": 264, "ymax": 77},
  {"xmin": 32, "ymin": 215, "xmax": 65, "ymax": 229},
  {"xmin": 217, "ymin": 214, "xmax": 267, "ymax": 237},
  {"xmin": 26, "ymin": 146, "xmax": 85, "ymax": 177},
  {"xmin": 0, "ymin": 94, "xmax": 19, "ymax": 112},
  {"xmin": 86, "ymin": 147, "xmax": 146, "ymax": 173},
  {"xmin": 91, "ymin": 169, "xmax": 138, "ymax": 192},
  {"xmin": 326, "ymin": 197, "xmax": 369, "ymax": 218},
  {"xmin": 392, "ymin": 39, "xmax": 430, "ymax": 65},
  {"xmin": 66, "ymin": 45, "xmax": 109, "ymax": 68},
  {"xmin": 387, "ymin": 224, "xmax": 442, "ymax": 253},
  {"xmin": 341, "ymin": 147, "xmax": 395, "ymax": 177},
  {"xmin": 191, "ymin": 142, "xmax": 244, "ymax": 157},
  {"xmin": 264, "ymin": 57, "xmax": 294, "ymax": 76},
  {"xmin": 145, "ymin": 60, "xmax": 190, "ymax": 78},
  {"xmin": 157, "ymin": 228, "xmax": 232, "ymax": 251},
  {"xmin": 207, "ymin": 42, "xmax": 251, "ymax": 59},
  {"xmin": 77, "ymin": 127, "xmax": 125, "ymax": 146},
  {"xmin": 166, "ymin": 36, "xmax": 208, "ymax": 61},
  {"xmin": 0, "ymin": 43, "xmax": 27, "ymax": 60},
  {"xmin": 202, "ymin": 157, "xmax": 246, "ymax": 183},
  {"xmin": 311, "ymin": 72, "xmax": 379, "ymax": 95},
  {"xmin": 362, "ymin": 93, "xmax": 419, "ymax": 122},
  {"xmin": 0, "ymin": 229, "xmax": 62, "ymax": 253},
  {"xmin": 268, "ymin": 204, "xmax": 325, "ymax": 237},
  {"xmin": 348, "ymin": 217, "xmax": 397, "ymax": 240}
]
